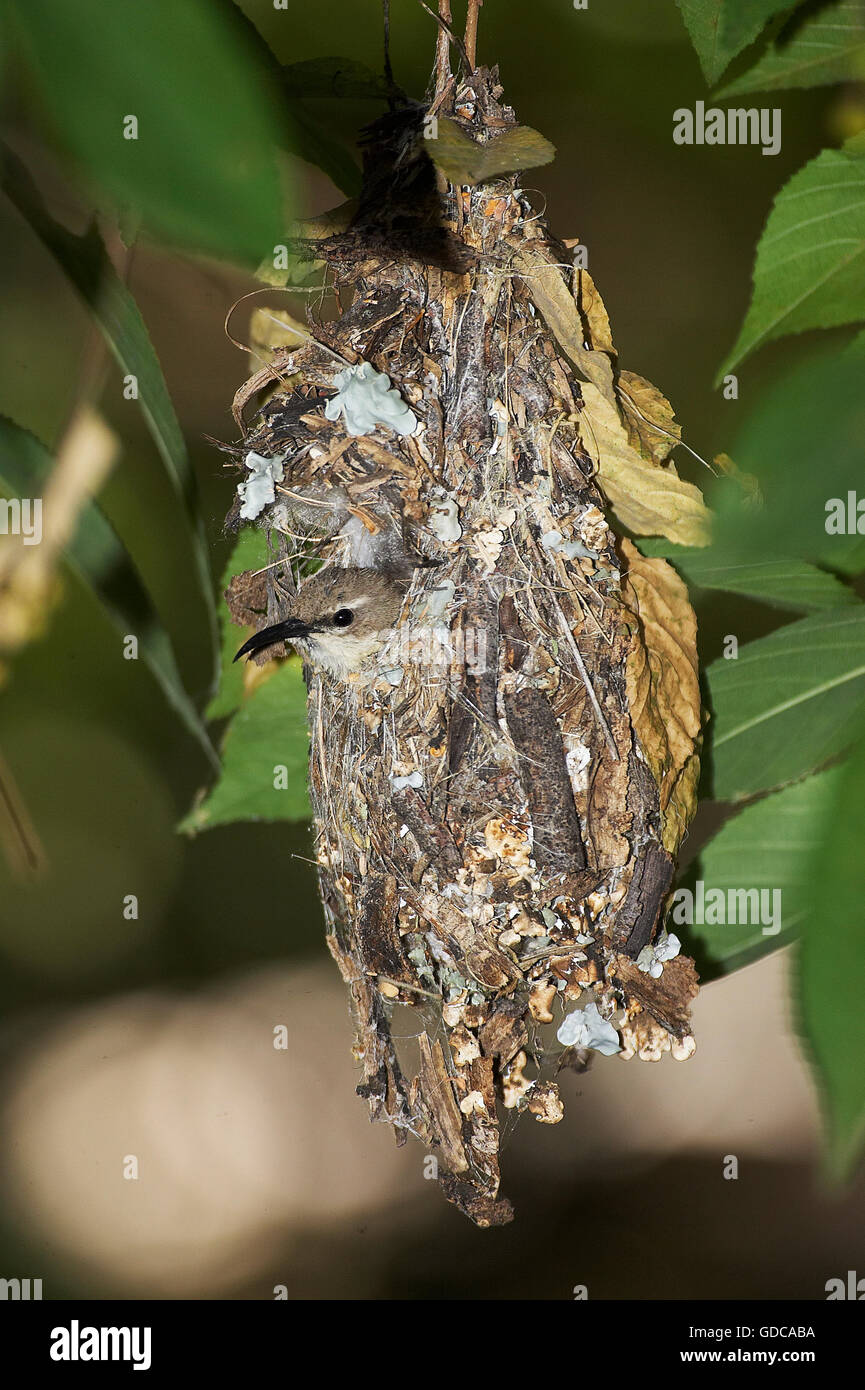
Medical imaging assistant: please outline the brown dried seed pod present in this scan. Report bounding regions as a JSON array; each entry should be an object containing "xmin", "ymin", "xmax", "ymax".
[{"xmin": 224, "ymin": 66, "xmax": 703, "ymax": 1226}]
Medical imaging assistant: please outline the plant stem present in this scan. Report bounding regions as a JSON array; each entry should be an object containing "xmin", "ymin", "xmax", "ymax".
[
  {"xmin": 465, "ymin": 0, "xmax": 482, "ymax": 69},
  {"xmin": 435, "ymin": 0, "xmax": 452, "ymax": 94}
]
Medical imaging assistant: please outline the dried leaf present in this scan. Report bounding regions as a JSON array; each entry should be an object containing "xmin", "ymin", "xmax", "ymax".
[
  {"xmin": 575, "ymin": 268, "xmax": 615, "ymax": 357},
  {"xmin": 428, "ymin": 118, "xmax": 555, "ymax": 186},
  {"xmin": 580, "ymin": 383, "xmax": 711, "ymax": 546},
  {"xmin": 515, "ymin": 243, "xmax": 697, "ymax": 536},
  {"xmin": 618, "ymin": 370, "xmax": 681, "ymax": 464},
  {"xmin": 248, "ymin": 306, "xmax": 307, "ymax": 368},
  {"xmin": 514, "ymin": 243, "xmax": 616, "ymax": 398},
  {"xmin": 621, "ymin": 539, "xmax": 702, "ymax": 852},
  {"xmin": 713, "ymin": 450, "xmax": 763, "ymax": 505}
]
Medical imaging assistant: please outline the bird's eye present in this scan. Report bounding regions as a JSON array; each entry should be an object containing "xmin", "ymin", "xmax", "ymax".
[{"xmin": 332, "ymin": 608, "xmax": 354, "ymax": 628}]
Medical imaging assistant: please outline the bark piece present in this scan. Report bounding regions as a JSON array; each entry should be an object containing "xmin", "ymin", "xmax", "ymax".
[
  {"xmin": 505, "ymin": 685, "xmax": 587, "ymax": 875},
  {"xmin": 613, "ymin": 840, "xmax": 677, "ymax": 959}
]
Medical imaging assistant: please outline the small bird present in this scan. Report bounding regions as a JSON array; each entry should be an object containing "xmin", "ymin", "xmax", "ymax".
[{"xmin": 233, "ymin": 567, "xmax": 407, "ymax": 678}]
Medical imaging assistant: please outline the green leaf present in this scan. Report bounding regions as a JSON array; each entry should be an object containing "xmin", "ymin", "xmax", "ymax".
[
  {"xmin": 0, "ymin": 416, "xmax": 216, "ymax": 768},
  {"xmin": 720, "ymin": 148, "xmax": 865, "ymax": 376},
  {"xmin": 708, "ymin": 606, "xmax": 865, "ymax": 799},
  {"xmin": 283, "ymin": 99, "xmax": 362, "ymax": 197},
  {"xmin": 798, "ymin": 727, "xmax": 865, "ymax": 1179},
  {"xmin": 281, "ymin": 56, "xmax": 390, "ymax": 100},
  {"xmin": 207, "ymin": 527, "xmax": 271, "ymax": 722},
  {"xmin": 274, "ymin": 56, "xmax": 391, "ymax": 195},
  {"xmin": 1, "ymin": 146, "xmax": 220, "ymax": 685},
  {"xmin": 676, "ymin": 0, "xmax": 802, "ymax": 84},
  {"xmin": 718, "ymin": 0, "xmax": 865, "ymax": 96},
  {"xmin": 6, "ymin": 0, "xmax": 285, "ymax": 264},
  {"xmin": 427, "ymin": 119, "xmax": 555, "ymax": 186},
  {"xmin": 683, "ymin": 769, "xmax": 841, "ymax": 974},
  {"xmin": 637, "ymin": 541, "xmax": 858, "ymax": 611},
  {"xmin": 183, "ymin": 658, "xmax": 311, "ymax": 832},
  {"xmin": 720, "ymin": 0, "xmax": 806, "ymax": 54},
  {"xmin": 710, "ymin": 350, "xmax": 865, "ymax": 575}
]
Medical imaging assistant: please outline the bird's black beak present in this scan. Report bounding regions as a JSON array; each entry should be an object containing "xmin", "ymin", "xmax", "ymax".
[{"xmin": 233, "ymin": 617, "xmax": 311, "ymax": 663}]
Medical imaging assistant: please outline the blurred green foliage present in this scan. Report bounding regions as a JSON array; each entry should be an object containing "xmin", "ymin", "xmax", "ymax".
[
  {"xmin": 799, "ymin": 721, "xmax": 865, "ymax": 1181},
  {"xmin": 683, "ymin": 766, "xmax": 841, "ymax": 969},
  {"xmin": 6, "ymin": 0, "xmax": 286, "ymax": 262},
  {"xmin": 707, "ymin": 607, "xmax": 865, "ymax": 799}
]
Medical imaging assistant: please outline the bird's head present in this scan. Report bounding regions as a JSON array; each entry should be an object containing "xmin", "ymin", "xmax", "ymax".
[{"xmin": 233, "ymin": 567, "xmax": 407, "ymax": 678}]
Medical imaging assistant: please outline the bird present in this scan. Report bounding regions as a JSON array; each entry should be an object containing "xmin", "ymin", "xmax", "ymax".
[{"xmin": 233, "ymin": 567, "xmax": 408, "ymax": 679}]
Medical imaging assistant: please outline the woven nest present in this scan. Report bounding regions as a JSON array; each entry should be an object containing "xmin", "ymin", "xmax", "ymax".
[{"xmin": 221, "ymin": 65, "xmax": 704, "ymax": 1226}]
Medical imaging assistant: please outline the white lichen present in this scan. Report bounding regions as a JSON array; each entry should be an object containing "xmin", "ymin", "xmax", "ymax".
[
  {"xmin": 237, "ymin": 450, "xmax": 285, "ymax": 520},
  {"xmin": 414, "ymin": 579, "xmax": 456, "ymax": 623},
  {"xmin": 564, "ymin": 736, "xmax": 592, "ymax": 789},
  {"xmin": 556, "ymin": 1001, "xmax": 621, "ymax": 1055},
  {"xmin": 428, "ymin": 491, "xmax": 462, "ymax": 543},
  {"xmin": 391, "ymin": 770, "xmax": 423, "ymax": 791},
  {"xmin": 488, "ymin": 397, "xmax": 508, "ymax": 454},
  {"xmin": 540, "ymin": 528, "xmax": 596, "ymax": 561},
  {"xmin": 324, "ymin": 361, "xmax": 418, "ymax": 437},
  {"xmin": 636, "ymin": 931, "xmax": 681, "ymax": 979},
  {"xmin": 380, "ymin": 666, "xmax": 405, "ymax": 687}
]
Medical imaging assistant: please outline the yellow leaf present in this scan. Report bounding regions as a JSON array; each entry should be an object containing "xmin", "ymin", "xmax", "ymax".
[
  {"xmin": 575, "ymin": 269, "xmax": 615, "ymax": 357},
  {"xmin": 429, "ymin": 119, "xmax": 555, "ymax": 186},
  {"xmin": 514, "ymin": 244, "xmax": 616, "ymax": 398},
  {"xmin": 621, "ymin": 540, "xmax": 702, "ymax": 852},
  {"xmin": 579, "ymin": 383, "xmax": 711, "ymax": 546},
  {"xmin": 617, "ymin": 370, "xmax": 681, "ymax": 464}
]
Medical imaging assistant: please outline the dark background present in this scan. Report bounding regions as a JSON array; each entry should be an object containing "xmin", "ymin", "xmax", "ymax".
[{"xmin": 0, "ymin": 0, "xmax": 862, "ymax": 1299}]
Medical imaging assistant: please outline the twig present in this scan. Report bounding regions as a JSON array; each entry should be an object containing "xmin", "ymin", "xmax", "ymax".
[
  {"xmin": 435, "ymin": 0, "xmax": 452, "ymax": 96},
  {"xmin": 382, "ymin": 0, "xmax": 396, "ymax": 107},
  {"xmin": 416, "ymin": 0, "xmax": 470, "ymax": 71},
  {"xmin": 0, "ymin": 748, "xmax": 45, "ymax": 878},
  {"xmin": 465, "ymin": 0, "xmax": 483, "ymax": 69},
  {"xmin": 546, "ymin": 586, "xmax": 620, "ymax": 761}
]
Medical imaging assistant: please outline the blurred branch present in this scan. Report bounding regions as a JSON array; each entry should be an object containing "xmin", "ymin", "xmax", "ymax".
[
  {"xmin": 0, "ymin": 746, "xmax": 45, "ymax": 878},
  {"xmin": 0, "ymin": 144, "xmax": 221, "ymax": 689},
  {"xmin": 0, "ymin": 408, "xmax": 118, "ymax": 877},
  {"xmin": 0, "ymin": 413, "xmax": 220, "ymax": 772},
  {"xmin": 0, "ymin": 409, "xmax": 119, "ymax": 643}
]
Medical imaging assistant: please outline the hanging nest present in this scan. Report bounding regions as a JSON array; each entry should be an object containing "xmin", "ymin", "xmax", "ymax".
[{"xmin": 220, "ymin": 62, "xmax": 708, "ymax": 1226}]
